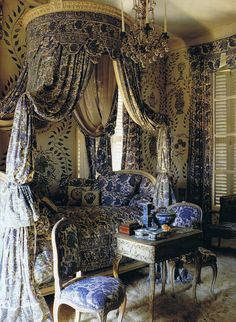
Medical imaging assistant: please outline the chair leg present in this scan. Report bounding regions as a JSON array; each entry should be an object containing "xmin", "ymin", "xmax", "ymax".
[
  {"xmin": 53, "ymin": 301, "xmax": 60, "ymax": 322},
  {"xmin": 118, "ymin": 295, "xmax": 127, "ymax": 322},
  {"xmin": 97, "ymin": 311, "xmax": 107, "ymax": 322},
  {"xmin": 75, "ymin": 309, "xmax": 81, "ymax": 322},
  {"xmin": 210, "ymin": 262, "xmax": 218, "ymax": 298}
]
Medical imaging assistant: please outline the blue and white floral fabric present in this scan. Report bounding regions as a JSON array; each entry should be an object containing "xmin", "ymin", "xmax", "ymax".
[
  {"xmin": 170, "ymin": 203, "xmax": 202, "ymax": 229},
  {"xmin": 94, "ymin": 172, "xmax": 141, "ymax": 206},
  {"xmin": 61, "ymin": 276, "xmax": 125, "ymax": 311}
]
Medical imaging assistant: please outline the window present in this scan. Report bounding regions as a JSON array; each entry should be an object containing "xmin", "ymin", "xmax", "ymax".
[
  {"xmin": 111, "ymin": 90, "xmax": 123, "ymax": 171},
  {"xmin": 213, "ymin": 69, "xmax": 236, "ymax": 207},
  {"xmin": 76, "ymin": 91, "xmax": 124, "ymax": 176}
]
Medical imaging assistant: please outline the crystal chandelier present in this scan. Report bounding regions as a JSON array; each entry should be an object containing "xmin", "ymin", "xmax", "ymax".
[{"xmin": 120, "ymin": 0, "xmax": 169, "ymax": 67}]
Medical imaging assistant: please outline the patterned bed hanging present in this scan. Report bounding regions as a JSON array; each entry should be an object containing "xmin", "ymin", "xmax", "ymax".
[
  {"xmin": 113, "ymin": 56, "xmax": 175, "ymax": 208},
  {"xmin": 187, "ymin": 34, "xmax": 236, "ymax": 214},
  {"xmin": 0, "ymin": 1, "xmax": 131, "ymax": 321}
]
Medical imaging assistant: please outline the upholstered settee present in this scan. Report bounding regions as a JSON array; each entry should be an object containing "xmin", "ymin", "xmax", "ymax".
[{"xmin": 33, "ymin": 169, "xmax": 156, "ymax": 295}]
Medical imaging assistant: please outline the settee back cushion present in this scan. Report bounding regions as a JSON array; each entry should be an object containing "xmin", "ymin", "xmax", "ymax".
[{"xmin": 94, "ymin": 173, "xmax": 141, "ymax": 206}]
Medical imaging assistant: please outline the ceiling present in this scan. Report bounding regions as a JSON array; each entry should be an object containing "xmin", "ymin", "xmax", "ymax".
[
  {"xmin": 101, "ymin": 0, "xmax": 236, "ymax": 49},
  {"xmin": 27, "ymin": 0, "xmax": 236, "ymax": 49}
]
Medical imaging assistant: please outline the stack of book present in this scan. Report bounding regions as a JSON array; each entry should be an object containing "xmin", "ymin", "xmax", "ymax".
[{"xmin": 118, "ymin": 221, "xmax": 142, "ymax": 235}]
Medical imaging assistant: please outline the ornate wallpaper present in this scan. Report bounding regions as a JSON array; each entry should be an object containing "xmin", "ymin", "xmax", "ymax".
[
  {"xmin": 140, "ymin": 59, "xmax": 166, "ymax": 176},
  {"xmin": 0, "ymin": 1, "xmax": 230, "ymax": 204},
  {"xmin": 166, "ymin": 49, "xmax": 191, "ymax": 199},
  {"xmin": 33, "ymin": 115, "xmax": 76, "ymax": 198}
]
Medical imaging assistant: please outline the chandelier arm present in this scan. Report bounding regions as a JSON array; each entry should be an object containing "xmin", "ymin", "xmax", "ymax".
[{"xmin": 120, "ymin": 0, "xmax": 169, "ymax": 67}]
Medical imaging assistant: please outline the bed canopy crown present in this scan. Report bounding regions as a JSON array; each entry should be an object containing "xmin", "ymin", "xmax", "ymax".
[{"xmin": 23, "ymin": 0, "xmax": 132, "ymax": 63}]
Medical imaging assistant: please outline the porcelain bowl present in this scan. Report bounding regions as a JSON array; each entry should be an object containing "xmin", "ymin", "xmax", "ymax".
[{"xmin": 153, "ymin": 209, "xmax": 176, "ymax": 227}]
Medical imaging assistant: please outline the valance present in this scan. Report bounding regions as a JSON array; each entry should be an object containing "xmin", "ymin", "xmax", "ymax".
[{"xmin": 25, "ymin": 10, "xmax": 125, "ymax": 63}]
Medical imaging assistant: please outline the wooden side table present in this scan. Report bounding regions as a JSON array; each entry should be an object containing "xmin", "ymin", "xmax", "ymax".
[{"xmin": 113, "ymin": 228, "xmax": 203, "ymax": 322}]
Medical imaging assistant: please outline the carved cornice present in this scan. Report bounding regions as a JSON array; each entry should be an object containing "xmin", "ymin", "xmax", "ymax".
[{"xmin": 22, "ymin": 0, "xmax": 132, "ymax": 29}]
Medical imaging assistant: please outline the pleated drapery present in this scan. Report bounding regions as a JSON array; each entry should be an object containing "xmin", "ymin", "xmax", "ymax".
[
  {"xmin": 73, "ymin": 54, "xmax": 118, "ymax": 178},
  {"xmin": 113, "ymin": 57, "xmax": 175, "ymax": 208},
  {"xmin": 0, "ymin": 41, "xmax": 93, "ymax": 320},
  {"xmin": 187, "ymin": 34, "xmax": 236, "ymax": 214},
  {"xmin": 73, "ymin": 54, "xmax": 117, "ymax": 137}
]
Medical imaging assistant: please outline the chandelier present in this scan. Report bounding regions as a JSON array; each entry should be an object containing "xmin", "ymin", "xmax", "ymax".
[{"xmin": 120, "ymin": 0, "xmax": 169, "ymax": 67}]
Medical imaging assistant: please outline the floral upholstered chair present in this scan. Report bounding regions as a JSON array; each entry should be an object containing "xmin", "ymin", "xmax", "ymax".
[
  {"xmin": 167, "ymin": 202, "xmax": 217, "ymax": 300},
  {"xmin": 51, "ymin": 218, "xmax": 126, "ymax": 322}
]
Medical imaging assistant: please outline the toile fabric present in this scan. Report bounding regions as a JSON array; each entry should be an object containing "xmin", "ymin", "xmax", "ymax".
[
  {"xmin": 0, "ymin": 65, "xmax": 28, "ymax": 120},
  {"xmin": 122, "ymin": 107, "xmax": 142, "ymax": 170},
  {"xmin": 113, "ymin": 56, "xmax": 174, "ymax": 208},
  {"xmin": 187, "ymin": 34, "xmax": 236, "ymax": 213}
]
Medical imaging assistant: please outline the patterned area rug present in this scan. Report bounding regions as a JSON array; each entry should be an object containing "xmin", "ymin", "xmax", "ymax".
[{"xmin": 46, "ymin": 240, "xmax": 236, "ymax": 321}]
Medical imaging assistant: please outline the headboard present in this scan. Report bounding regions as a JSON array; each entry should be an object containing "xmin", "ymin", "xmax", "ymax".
[{"xmin": 116, "ymin": 169, "xmax": 156, "ymax": 186}]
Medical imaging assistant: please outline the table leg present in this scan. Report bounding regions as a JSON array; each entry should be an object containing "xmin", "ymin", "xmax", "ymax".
[
  {"xmin": 149, "ymin": 263, "xmax": 156, "ymax": 322},
  {"xmin": 193, "ymin": 251, "xmax": 201, "ymax": 303},
  {"xmin": 113, "ymin": 254, "xmax": 122, "ymax": 278},
  {"xmin": 161, "ymin": 261, "xmax": 166, "ymax": 295}
]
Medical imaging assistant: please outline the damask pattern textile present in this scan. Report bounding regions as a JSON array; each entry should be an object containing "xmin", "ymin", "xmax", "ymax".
[{"xmin": 187, "ymin": 34, "xmax": 236, "ymax": 213}]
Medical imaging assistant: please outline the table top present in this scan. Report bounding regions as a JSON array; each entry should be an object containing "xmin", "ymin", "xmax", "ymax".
[
  {"xmin": 115, "ymin": 227, "xmax": 203, "ymax": 246},
  {"xmin": 115, "ymin": 227, "xmax": 203, "ymax": 262}
]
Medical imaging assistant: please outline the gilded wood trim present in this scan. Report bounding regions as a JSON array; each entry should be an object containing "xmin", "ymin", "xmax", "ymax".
[
  {"xmin": 0, "ymin": 119, "xmax": 13, "ymax": 131},
  {"xmin": 117, "ymin": 169, "xmax": 156, "ymax": 185},
  {"xmin": 22, "ymin": 0, "xmax": 132, "ymax": 29}
]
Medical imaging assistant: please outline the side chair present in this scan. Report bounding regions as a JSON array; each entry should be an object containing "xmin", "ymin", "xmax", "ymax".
[
  {"xmin": 167, "ymin": 202, "xmax": 217, "ymax": 301},
  {"xmin": 51, "ymin": 218, "xmax": 127, "ymax": 322},
  {"xmin": 207, "ymin": 194, "xmax": 236, "ymax": 248}
]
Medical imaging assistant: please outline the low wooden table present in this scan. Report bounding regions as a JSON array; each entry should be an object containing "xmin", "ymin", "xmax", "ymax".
[{"xmin": 113, "ymin": 228, "xmax": 203, "ymax": 322}]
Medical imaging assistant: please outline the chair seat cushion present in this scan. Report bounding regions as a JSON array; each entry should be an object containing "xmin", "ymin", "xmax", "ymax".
[
  {"xmin": 208, "ymin": 222, "xmax": 236, "ymax": 238},
  {"xmin": 61, "ymin": 276, "xmax": 125, "ymax": 311}
]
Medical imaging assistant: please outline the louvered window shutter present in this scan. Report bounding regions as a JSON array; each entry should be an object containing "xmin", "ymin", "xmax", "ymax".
[{"xmin": 213, "ymin": 69, "xmax": 236, "ymax": 207}]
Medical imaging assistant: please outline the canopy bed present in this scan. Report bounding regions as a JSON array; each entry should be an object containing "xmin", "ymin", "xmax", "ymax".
[{"xmin": 0, "ymin": 0, "xmax": 174, "ymax": 320}]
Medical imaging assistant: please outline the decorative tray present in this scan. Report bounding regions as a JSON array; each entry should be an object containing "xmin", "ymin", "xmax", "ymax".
[{"xmin": 134, "ymin": 227, "xmax": 173, "ymax": 240}]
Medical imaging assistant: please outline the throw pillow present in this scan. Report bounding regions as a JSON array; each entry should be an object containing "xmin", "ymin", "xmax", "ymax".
[
  {"xmin": 67, "ymin": 185, "xmax": 91, "ymax": 206},
  {"xmin": 81, "ymin": 190, "xmax": 100, "ymax": 206}
]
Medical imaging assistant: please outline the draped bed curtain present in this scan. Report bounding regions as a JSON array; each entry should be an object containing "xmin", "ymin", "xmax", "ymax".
[
  {"xmin": 122, "ymin": 107, "xmax": 142, "ymax": 170},
  {"xmin": 0, "ymin": 38, "xmax": 93, "ymax": 320},
  {"xmin": 113, "ymin": 57, "xmax": 175, "ymax": 208},
  {"xmin": 0, "ymin": 6, "xmax": 175, "ymax": 320},
  {"xmin": 187, "ymin": 35, "xmax": 236, "ymax": 215},
  {"xmin": 74, "ymin": 54, "xmax": 118, "ymax": 178}
]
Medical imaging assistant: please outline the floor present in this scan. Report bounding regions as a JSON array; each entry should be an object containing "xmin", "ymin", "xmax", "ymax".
[{"xmin": 45, "ymin": 237, "xmax": 236, "ymax": 321}]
